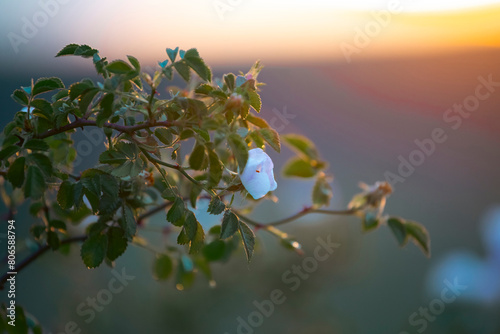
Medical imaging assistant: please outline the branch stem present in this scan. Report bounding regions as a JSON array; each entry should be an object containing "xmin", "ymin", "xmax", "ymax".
[
  {"xmin": 34, "ymin": 119, "xmax": 179, "ymax": 140},
  {"xmin": 236, "ymin": 207, "xmax": 359, "ymax": 228}
]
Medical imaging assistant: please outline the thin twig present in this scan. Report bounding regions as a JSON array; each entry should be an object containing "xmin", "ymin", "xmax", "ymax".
[
  {"xmin": 34, "ymin": 119, "xmax": 179, "ymax": 140},
  {"xmin": 235, "ymin": 207, "xmax": 359, "ymax": 228}
]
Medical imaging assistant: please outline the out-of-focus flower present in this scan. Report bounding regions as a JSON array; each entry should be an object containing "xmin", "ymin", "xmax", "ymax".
[{"xmin": 240, "ymin": 148, "xmax": 277, "ymax": 199}]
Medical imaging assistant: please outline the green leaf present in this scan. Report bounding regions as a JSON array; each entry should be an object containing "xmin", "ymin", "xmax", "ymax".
[
  {"xmin": 312, "ymin": 173, "xmax": 332, "ymax": 208},
  {"xmin": 203, "ymin": 240, "xmax": 226, "ymax": 261},
  {"xmin": 406, "ymin": 221, "xmax": 431, "ymax": 257},
  {"xmin": 190, "ymin": 221, "xmax": 205, "ymax": 254},
  {"xmin": 183, "ymin": 211, "xmax": 198, "ymax": 241},
  {"xmin": 363, "ymin": 212, "xmax": 380, "ymax": 232},
  {"xmin": 31, "ymin": 98, "xmax": 53, "ymax": 111},
  {"xmin": 221, "ymin": 211, "xmax": 239, "ymax": 239},
  {"xmin": 167, "ymin": 197, "xmax": 185, "ymax": 226},
  {"xmin": 282, "ymin": 134, "xmax": 319, "ymax": 160},
  {"xmin": 153, "ymin": 254, "xmax": 173, "ymax": 280},
  {"xmin": 97, "ymin": 93, "xmax": 114, "ymax": 127},
  {"xmin": 99, "ymin": 149, "xmax": 128, "ymax": 164},
  {"xmin": 47, "ymin": 231, "xmax": 60, "ymax": 250},
  {"xmin": 189, "ymin": 183, "xmax": 202, "ymax": 208},
  {"xmin": 28, "ymin": 153, "xmax": 53, "ymax": 176},
  {"xmin": 106, "ymin": 60, "xmax": 133, "ymax": 74},
  {"xmin": 121, "ymin": 205, "xmax": 137, "ymax": 239},
  {"xmin": 127, "ymin": 55, "xmax": 140, "ymax": 70},
  {"xmin": 188, "ymin": 144, "xmax": 207, "ymax": 171},
  {"xmin": 174, "ymin": 61, "xmax": 191, "ymax": 82},
  {"xmin": 246, "ymin": 114, "xmax": 269, "ymax": 128},
  {"xmin": 29, "ymin": 202, "xmax": 44, "ymax": 216},
  {"xmin": 155, "ymin": 128, "xmax": 173, "ymax": 145},
  {"xmin": 30, "ymin": 225, "xmax": 46, "ymax": 239},
  {"xmin": 32, "ymin": 77, "xmax": 64, "ymax": 96},
  {"xmin": 80, "ymin": 170, "xmax": 102, "ymax": 196},
  {"xmin": 207, "ymin": 197, "xmax": 225, "ymax": 215},
  {"xmin": 282, "ymin": 157, "xmax": 316, "ymax": 178},
  {"xmin": 177, "ymin": 228, "xmax": 190, "ymax": 245},
  {"xmin": 184, "ymin": 49, "xmax": 211, "ymax": 81},
  {"xmin": 7, "ymin": 157, "xmax": 25, "ymax": 188},
  {"xmin": 24, "ymin": 139, "xmax": 49, "ymax": 151},
  {"xmin": 387, "ymin": 217, "xmax": 408, "ymax": 247},
  {"xmin": 73, "ymin": 182, "xmax": 85, "ymax": 208},
  {"xmin": 228, "ymin": 133, "xmax": 248, "ymax": 172},
  {"xmin": 88, "ymin": 222, "xmax": 107, "ymax": 237},
  {"xmin": 57, "ymin": 180, "xmax": 74, "ymax": 209},
  {"xmin": 69, "ymin": 82, "xmax": 93, "ymax": 100},
  {"xmin": 238, "ymin": 221, "xmax": 255, "ymax": 263},
  {"xmin": 259, "ymin": 128, "xmax": 280, "ymax": 152},
  {"xmin": 50, "ymin": 219, "xmax": 67, "ymax": 231},
  {"xmin": 162, "ymin": 185, "xmax": 178, "ymax": 201},
  {"xmin": 31, "ymin": 99, "xmax": 53, "ymax": 119},
  {"xmin": 167, "ymin": 47, "xmax": 179, "ymax": 62},
  {"xmin": 11, "ymin": 89, "xmax": 29, "ymax": 105},
  {"xmin": 195, "ymin": 83, "xmax": 213, "ymax": 95},
  {"xmin": 162, "ymin": 66, "xmax": 173, "ymax": 80},
  {"xmin": 56, "ymin": 44, "xmax": 98, "ymax": 58},
  {"xmin": 207, "ymin": 149, "xmax": 223, "ymax": 186},
  {"xmin": 81, "ymin": 234, "xmax": 108, "ymax": 269},
  {"xmin": 79, "ymin": 88, "xmax": 99, "ymax": 114},
  {"xmin": 74, "ymin": 45, "xmax": 99, "ymax": 57},
  {"xmin": 247, "ymin": 90, "xmax": 261, "ymax": 112},
  {"xmin": 102, "ymin": 142, "xmax": 143, "ymax": 177},
  {"xmin": 51, "ymin": 89, "xmax": 69, "ymax": 102},
  {"xmin": 84, "ymin": 188, "xmax": 100, "ymax": 213},
  {"xmin": 33, "ymin": 325, "xmax": 43, "ymax": 334},
  {"xmin": 100, "ymin": 173, "xmax": 119, "ymax": 196},
  {"xmin": 56, "ymin": 43, "xmax": 80, "ymax": 56},
  {"xmin": 224, "ymin": 74, "xmax": 235, "ymax": 91},
  {"xmin": 106, "ymin": 227, "xmax": 128, "ymax": 261},
  {"xmin": 24, "ymin": 166, "xmax": 46, "ymax": 199},
  {"xmin": 0, "ymin": 146, "xmax": 19, "ymax": 160},
  {"xmin": 194, "ymin": 128, "xmax": 210, "ymax": 142}
]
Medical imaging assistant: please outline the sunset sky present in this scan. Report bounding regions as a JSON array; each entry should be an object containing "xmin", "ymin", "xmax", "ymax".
[{"xmin": 1, "ymin": 0, "xmax": 500, "ymax": 69}]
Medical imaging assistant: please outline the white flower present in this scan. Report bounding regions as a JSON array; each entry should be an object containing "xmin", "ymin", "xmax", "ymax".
[{"xmin": 240, "ymin": 148, "xmax": 277, "ymax": 199}]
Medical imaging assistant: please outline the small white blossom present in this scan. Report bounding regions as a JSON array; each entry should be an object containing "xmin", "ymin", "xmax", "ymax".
[{"xmin": 240, "ymin": 148, "xmax": 277, "ymax": 199}]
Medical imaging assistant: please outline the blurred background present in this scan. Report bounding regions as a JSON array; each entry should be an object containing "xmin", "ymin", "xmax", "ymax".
[{"xmin": 1, "ymin": 0, "xmax": 500, "ymax": 333}]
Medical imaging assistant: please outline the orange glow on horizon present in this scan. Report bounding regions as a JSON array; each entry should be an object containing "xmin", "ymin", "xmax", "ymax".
[{"xmin": 51, "ymin": 2, "xmax": 500, "ymax": 68}]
